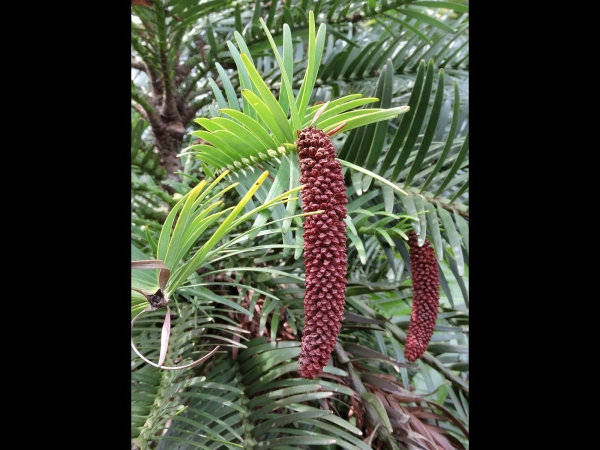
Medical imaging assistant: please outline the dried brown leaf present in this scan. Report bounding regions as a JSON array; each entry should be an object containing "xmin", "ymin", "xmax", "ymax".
[
  {"xmin": 131, "ymin": 259, "xmax": 168, "ymax": 270},
  {"xmin": 407, "ymin": 413, "xmax": 439, "ymax": 450},
  {"xmin": 343, "ymin": 311, "xmax": 387, "ymax": 324},
  {"xmin": 420, "ymin": 401, "xmax": 469, "ymax": 439},
  {"xmin": 345, "ymin": 342, "xmax": 417, "ymax": 369},
  {"xmin": 157, "ymin": 305, "xmax": 171, "ymax": 367},
  {"xmin": 131, "ymin": 306, "xmax": 220, "ymax": 370},
  {"xmin": 158, "ymin": 268, "xmax": 170, "ymax": 291},
  {"xmin": 131, "ymin": 0, "xmax": 153, "ymax": 7},
  {"xmin": 310, "ymin": 101, "xmax": 330, "ymax": 126},
  {"xmin": 363, "ymin": 373, "xmax": 423, "ymax": 400},
  {"xmin": 422, "ymin": 425, "xmax": 458, "ymax": 450}
]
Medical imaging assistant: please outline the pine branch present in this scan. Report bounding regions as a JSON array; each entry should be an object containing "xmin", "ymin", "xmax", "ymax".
[
  {"xmin": 181, "ymin": 65, "xmax": 210, "ymax": 100},
  {"xmin": 131, "ymin": 58, "xmax": 146, "ymax": 71},
  {"xmin": 132, "ymin": 32, "xmax": 164, "ymax": 97},
  {"xmin": 182, "ymin": 94, "xmax": 215, "ymax": 124},
  {"xmin": 131, "ymin": 88, "xmax": 162, "ymax": 131},
  {"xmin": 405, "ymin": 186, "xmax": 469, "ymax": 217},
  {"xmin": 131, "ymin": 102, "xmax": 148, "ymax": 121}
]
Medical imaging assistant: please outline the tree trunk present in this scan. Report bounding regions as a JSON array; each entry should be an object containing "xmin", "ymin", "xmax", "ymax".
[{"xmin": 152, "ymin": 121, "xmax": 186, "ymax": 183}]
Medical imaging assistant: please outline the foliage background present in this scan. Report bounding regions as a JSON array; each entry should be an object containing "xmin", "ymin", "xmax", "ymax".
[{"xmin": 131, "ymin": 1, "xmax": 469, "ymax": 449}]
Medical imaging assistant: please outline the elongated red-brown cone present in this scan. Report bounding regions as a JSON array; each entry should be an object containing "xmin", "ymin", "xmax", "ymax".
[
  {"xmin": 297, "ymin": 126, "xmax": 348, "ymax": 379},
  {"xmin": 405, "ymin": 230, "xmax": 440, "ymax": 362}
]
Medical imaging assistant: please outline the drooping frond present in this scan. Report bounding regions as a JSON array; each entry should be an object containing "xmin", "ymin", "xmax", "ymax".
[{"xmin": 152, "ymin": 338, "xmax": 363, "ymax": 449}]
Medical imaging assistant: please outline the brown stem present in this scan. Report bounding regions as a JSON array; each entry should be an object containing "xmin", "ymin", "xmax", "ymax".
[
  {"xmin": 131, "ymin": 59, "xmax": 146, "ymax": 71},
  {"xmin": 154, "ymin": 2, "xmax": 180, "ymax": 122}
]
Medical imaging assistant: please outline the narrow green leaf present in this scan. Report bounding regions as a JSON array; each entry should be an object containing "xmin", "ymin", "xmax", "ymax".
[
  {"xmin": 382, "ymin": 12, "xmax": 432, "ymax": 46},
  {"xmin": 347, "ymin": 232, "xmax": 366, "ymax": 265},
  {"xmin": 258, "ymin": 298, "xmax": 276, "ymax": 335},
  {"xmin": 351, "ymin": 170, "xmax": 363, "ymax": 195},
  {"xmin": 252, "ymin": 410, "xmax": 331, "ymax": 438},
  {"xmin": 156, "ymin": 200, "xmax": 185, "ymax": 262},
  {"xmin": 258, "ymin": 20, "xmax": 301, "ymax": 131},
  {"xmin": 393, "ymin": 60, "xmax": 435, "ymax": 182},
  {"xmin": 282, "ymin": 4, "xmax": 295, "ymax": 29},
  {"xmin": 282, "ymin": 154, "xmax": 300, "ymax": 234},
  {"xmin": 340, "ymin": 125, "xmax": 366, "ymax": 164},
  {"xmin": 201, "ymin": 161, "xmax": 215, "ymax": 179},
  {"xmin": 354, "ymin": 36, "xmax": 389, "ymax": 78},
  {"xmin": 305, "ymin": 97, "xmax": 379, "ymax": 129},
  {"xmin": 166, "ymin": 171, "xmax": 270, "ymax": 293},
  {"xmin": 294, "ymin": 228, "xmax": 304, "ymax": 260},
  {"xmin": 256, "ymin": 436, "xmax": 336, "ymax": 448},
  {"xmin": 185, "ymin": 144, "xmax": 236, "ymax": 169},
  {"xmin": 176, "ymin": 202, "xmax": 227, "ymax": 262},
  {"xmin": 437, "ymin": 203, "xmax": 464, "ymax": 276},
  {"xmin": 381, "ymin": 59, "xmax": 426, "ymax": 172},
  {"xmin": 250, "ymin": 157, "xmax": 290, "ymax": 239},
  {"xmin": 248, "ymin": 384, "xmax": 322, "ymax": 409},
  {"xmin": 343, "ymin": 41, "xmax": 379, "ymax": 78},
  {"xmin": 242, "ymin": 89, "xmax": 288, "ymax": 144},
  {"xmin": 446, "ymin": 386, "xmax": 468, "ymax": 424},
  {"xmin": 382, "ymin": 184, "xmax": 394, "ymax": 214},
  {"xmin": 205, "ymin": 22, "xmax": 218, "ymax": 59},
  {"xmin": 421, "ymin": 82, "xmax": 461, "ymax": 192},
  {"xmin": 163, "ymin": 181, "xmax": 207, "ymax": 269},
  {"xmin": 300, "ymin": 418, "xmax": 371, "ymax": 450},
  {"xmin": 215, "ymin": 62, "xmax": 240, "ymax": 111},
  {"xmin": 241, "ymin": 53, "xmax": 293, "ymax": 142},
  {"xmin": 226, "ymin": 41, "xmax": 255, "ymax": 120},
  {"xmin": 266, "ymin": 0, "xmax": 278, "ymax": 29},
  {"xmin": 423, "ymin": 200, "xmax": 443, "ymax": 261},
  {"xmin": 194, "ymin": 285, "xmax": 252, "ymax": 317},
  {"xmin": 249, "ymin": 392, "xmax": 334, "ymax": 422},
  {"xmin": 412, "ymin": 1, "xmax": 470, "ymax": 13},
  {"xmin": 362, "ymin": 392, "xmax": 393, "ymax": 432},
  {"xmin": 250, "ymin": 0, "xmax": 262, "ymax": 25},
  {"xmin": 427, "ymin": 343, "xmax": 469, "ymax": 354},
  {"xmin": 402, "ymin": 8, "xmax": 456, "ymax": 33},
  {"xmin": 206, "ymin": 267, "xmax": 304, "ymax": 283},
  {"xmin": 324, "ymin": 23, "xmax": 359, "ymax": 48},
  {"xmin": 405, "ymin": 69, "xmax": 445, "ymax": 186},
  {"xmin": 376, "ymin": 229, "xmax": 394, "ymax": 249},
  {"xmin": 304, "ymin": 94, "xmax": 364, "ymax": 118},
  {"xmin": 270, "ymin": 303, "xmax": 281, "ymax": 343},
  {"xmin": 220, "ymin": 108, "xmax": 280, "ymax": 151},
  {"xmin": 210, "ymin": 117, "xmax": 268, "ymax": 156},
  {"xmin": 454, "ymin": 211, "xmax": 469, "ymax": 255},
  {"xmin": 340, "ymin": 159, "xmax": 408, "ymax": 197},
  {"xmin": 401, "ymin": 194, "xmax": 420, "ymax": 237},
  {"xmin": 322, "ymin": 107, "xmax": 409, "ymax": 135},
  {"xmin": 412, "ymin": 195, "xmax": 427, "ymax": 246},
  {"xmin": 190, "ymin": 130, "xmax": 244, "ymax": 165},
  {"xmin": 234, "ymin": 2, "xmax": 242, "ymax": 33},
  {"xmin": 450, "ymin": 179, "xmax": 469, "ymax": 204},
  {"xmin": 444, "ymin": 248, "xmax": 469, "ymax": 307},
  {"xmin": 365, "ymin": 62, "xmax": 393, "ymax": 172},
  {"xmin": 434, "ymin": 131, "xmax": 469, "ymax": 196},
  {"xmin": 296, "ymin": 12, "xmax": 326, "ymax": 121}
]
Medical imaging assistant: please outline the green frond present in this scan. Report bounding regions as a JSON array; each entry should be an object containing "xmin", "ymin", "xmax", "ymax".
[
  {"xmin": 188, "ymin": 11, "xmax": 410, "ymax": 174},
  {"xmin": 132, "ymin": 2, "xmax": 469, "ymax": 448},
  {"xmin": 156, "ymin": 339, "xmax": 368, "ymax": 449}
]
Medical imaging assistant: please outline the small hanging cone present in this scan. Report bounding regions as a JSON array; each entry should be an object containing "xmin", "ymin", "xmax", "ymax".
[
  {"xmin": 405, "ymin": 230, "xmax": 440, "ymax": 362},
  {"xmin": 297, "ymin": 126, "xmax": 348, "ymax": 379}
]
